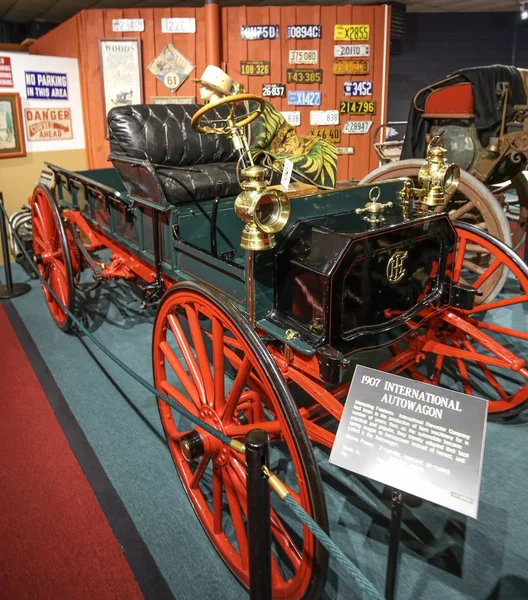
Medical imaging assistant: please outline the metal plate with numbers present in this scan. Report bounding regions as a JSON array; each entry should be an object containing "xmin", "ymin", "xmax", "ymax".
[
  {"xmin": 288, "ymin": 90, "xmax": 321, "ymax": 106},
  {"xmin": 333, "ymin": 60, "xmax": 370, "ymax": 76},
  {"xmin": 334, "ymin": 44, "xmax": 370, "ymax": 58},
  {"xmin": 309, "ymin": 127, "xmax": 341, "ymax": 143},
  {"xmin": 340, "ymin": 100, "xmax": 376, "ymax": 114},
  {"xmin": 334, "ymin": 24, "xmax": 370, "ymax": 41},
  {"xmin": 342, "ymin": 120, "xmax": 373, "ymax": 134},
  {"xmin": 112, "ymin": 19, "xmax": 144, "ymax": 32},
  {"xmin": 289, "ymin": 49, "xmax": 318, "ymax": 65},
  {"xmin": 287, "ymin": 24, "xmax": 322, "ymax": 39},
  {"xmin": 240, "ymin": 25, "xmax": 279, "ymax": 40},
  {"xmin": 344, "ymin": 81, "xmax": 373, "ymax": 96},
  {"xmin": 310, "ymin": 110, "xmax": 339, "ymax": 126},
  {"xmin": 286, "ymin": 69, "xmax": 322, "ymax": 84},
  {"xmin": 240, "ymin": 61, "xmax": 270, "ymax": 76},
  {"xmin": 161, "ymin": 18, "xmax": 196, "ymax": 34},
  {"xmin": 281, "ymin": 111, "xmax": 301, "ymax": 126},
  {"xmin": 262, "ymin": 83, "xmax": 285, "ymax": 98}
]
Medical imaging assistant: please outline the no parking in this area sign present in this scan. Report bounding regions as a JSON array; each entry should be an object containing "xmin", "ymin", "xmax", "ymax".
[{"xmin": 330, "ymin": 365, "xmax": 488, "ymax": 518}]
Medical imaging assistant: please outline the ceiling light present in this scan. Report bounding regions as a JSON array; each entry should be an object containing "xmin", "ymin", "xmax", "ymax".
[{"xmin": 521, "ymin": 2, "xmax": 528, "ymax": 19}]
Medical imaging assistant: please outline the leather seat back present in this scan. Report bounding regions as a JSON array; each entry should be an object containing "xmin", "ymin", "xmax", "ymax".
[{"xmin": 108, "ymin": 104, "xmax": 238, "ymax": 167}]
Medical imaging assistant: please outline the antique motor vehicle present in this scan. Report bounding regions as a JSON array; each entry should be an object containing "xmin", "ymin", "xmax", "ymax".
[
  {"xmin": 31, "ymin": 92, "xmax": 528, "ymax": 600},
  {"xmin": 364, "ymin": 65, "xmax": 528, "ymax": 301}
]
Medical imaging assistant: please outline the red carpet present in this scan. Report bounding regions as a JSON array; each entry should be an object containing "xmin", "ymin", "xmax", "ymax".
[{"xmin": 0, "ymin": 304, "xmax": 144, "ymax": 599}]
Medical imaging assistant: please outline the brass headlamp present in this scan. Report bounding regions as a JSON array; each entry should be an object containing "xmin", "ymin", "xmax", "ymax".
[
  {"xmin": 234, "ymin": 165, "xmax": 290, "ymax": 251},
  {"xmin": 414, "ymin": 138, "xmax": 460, "ymax": 212}
]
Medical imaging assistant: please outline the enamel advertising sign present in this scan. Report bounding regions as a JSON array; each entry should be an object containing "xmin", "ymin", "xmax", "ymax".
[
  {"xmin": 24, "ymin": 108, "xmax": 73, "ymax": 141},
  {"xmin": 25, "ymin": 72, "xmax": 68, "ymax": 100},
  {"xmin": 0, "ymin": 57, "xmax": 13, "ymax": 87}
]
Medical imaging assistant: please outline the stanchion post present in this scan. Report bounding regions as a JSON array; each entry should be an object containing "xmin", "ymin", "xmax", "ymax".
[
  {"xmin": 385, "ymin": 488, "xmax": 404, "ymax": 600},
  {"xmin": 0, "ymin": 192, "xmax": 31, "ymax": 299},
  {"xmin": 246, "ymin": 429, "xmax": 272, "ymax": 600}
]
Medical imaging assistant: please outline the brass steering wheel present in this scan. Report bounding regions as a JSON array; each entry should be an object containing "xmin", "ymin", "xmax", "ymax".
[{"xmin": 191, "ymin": 93, "xmax": 265, "ymax": 135}]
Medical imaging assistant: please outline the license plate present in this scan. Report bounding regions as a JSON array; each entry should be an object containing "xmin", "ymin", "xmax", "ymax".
[
  {"xmin": 334, "ymin": 24, "xmax": 370, "ymax": 41},
  {"xmin": 342, "ymin": 120, "xmax": 373, "ymax": 134},
  {"xmin": 340, "ymin": 100, "xmax": 376, "ymax": 114},
  {"xmin": 240, "ymin": 61, "xmax": 270, "ymax": 76},
  {"xmin": 286, "ymin": 69, "xmax": 323, "ymax": 84},
  {"xmin": 309, "ymin": 127, "xmax": 341, "ymax": 143},
  {"xmin": 310, "ymin": 110, "xmax": 339, "ymax": 126},
  {"xmin": 288, "ymin": 90, "xmax": 321, "ymax": 106},
  {"xmin": 344, "ymin": 81, "xmax": 373, "ymax": 96},
  {"xmin": 334, "ymin": 44, "xmax": 370, "ymax": 58},
  {"xmin": 333, "ymin": 60, "xmax": 369, "ymax": 75},
  {"xmin": 287, "ymin": 24, "xmax": 322, "ymax": 39},
  {"xmin": 281, "ymin": 111, "xmax": 301, "ymax": 126},
  {"xmin": 289, "ymin": 49, "xmax": 318, "ymax": 65},
  {"xmin": 240, "ymin": 25, "xmax": 279, "ymax": 40},
  {"xmin": 262, "ymin": 83, "xmax": 285, "ymax": 98}
]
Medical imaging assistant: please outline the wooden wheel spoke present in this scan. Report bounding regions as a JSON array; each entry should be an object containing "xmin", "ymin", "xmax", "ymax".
[
  {"xmin": 213, "ymin": 463, "xmax": 223, "ymax": 535},
  {"xmin": 224, "ymin": 345, "xmax": 271, "ymax": 401},
  {"xmin": 212, "ymin": 317, "xmax": 226, "ymax": 412},
  {"xmin": 462, "ymin": 259, "xmax": 486, "ymax": 276},
  {"xmin": 160, "ymin": 340, "xmax": 200, "ymax": 407},
  {"xmin": 222, "ymin": 467, "xmax": 249, "ymax": 567},
  {"xmin": 221, "ymin": 357, "xmax": 252, "ymax": 422},
  {"xmin": 472, "ymin": 257, "xmax": 502, "ymax": 290},
  {"xmin": 160, "ymin": 379, "xmax": 200, "ymax": 418},
  {"xmin": 450, "ymin": 200, "xmax": 474, "ymax": 220},
  {"xmin": 452, "ymin": 340, "xmax": 472, "ymax": 395},
  {"xmin": 466, "ymin": 317, "xmax": 528, "ymax": 342},
  {"xmin": 461, "ymin": 337, "xmax": 508, "ymax": 400},
  {"xmin": 470, "ymin": 294, "xmax": 528, "ymax": 314},
  {"xmin": 185, "ymin": 304, "xmax": 215, "ymax": 405},
  {"xmin": 167, "ymin": 313, "xmax": 207, "ymax": 405},
  {"xmin": 190, "ymin": 455, "xmax": 211, "ymax": 490},
  {"xmin": 453, "ymin": 237, "xmax": 467, "ymax": 283}
]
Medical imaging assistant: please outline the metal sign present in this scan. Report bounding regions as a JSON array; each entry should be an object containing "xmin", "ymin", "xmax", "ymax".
[
  {"xmin": 147, "ymin": 43, "xmax": 195, "ymax": 92},
  {"xmin": 0, "ymin": 57, "xmax": 13, "ymax": 87},
  {"xmin": 287, "ymin": 24, "xmax": 322, "ymax": 39},
  {"xmin": 262, "ymin": 83, "xmax": 285, "ymax": 98},
  {"xmin": 336, "ymin": 147, "xmax": 355, "ymax": 155},
  {"xmin": 240, "ymin": 61, "xmax": 270, "ymax": 76},
  {"xmin": 24, "ymin": 107, "xmax": 73, "ymax": 141},
  {"xmin": 340, "ymin": 100, "xmax": 376, "ymax": 115},
  {"xmin": 151, "ymin": 96, "xmax": 195, "ymax": 105},
  {"xmin": 309, "ymin": 127, "xmax": 341, "ymax": 143},
  {"xmin": 161, "ymin": 18, "xmax": 196, "ymax": 34},
  {"xmin": 334, "ymin": 44, "xmax": 370, "ymax": 58},
  {"xmin": 289, "ymin": 49, "xmax": 318, "ymax": 65},
  {"xmin": 240, "ymin": 25, "xmax": 279, "ymax": 40},
  {"xmin": 334, "ymin": 24, "xmax": 370, "ymax": 41},
  {"xmin": 342, "ymin": 120, "xmax": 373, "ymax": 134},
  {"xmin": 333, "ymin": 60, "xmax": 369, "ymax": 76},
  {"xmin": 344, "ymin": 81, "xmax": 373, "ymax": 97},
  {"xmin": 287, "ymin": 90, "xmax": 321, "ymax": 106},
  {"xmin": 25, "ymin": 72, "xmax": 68, "ymax": 100},
  {"xmin": 112, "ymin": 19, "xmax": 144, "ymax": 32},
  {"xmin": 286, "ymin": 69, "xmax": 322, "ymax": 84},
  {"xmin": 329, "ymin": 365, "xmax": 488, "ymax": 518},
  {"xmin": 310, "ymin": 110, "xmax": 339, "ymax": 126},
  {"xmin": 281, "ymin": 111, "xmax": 301, "ymax": 126}
]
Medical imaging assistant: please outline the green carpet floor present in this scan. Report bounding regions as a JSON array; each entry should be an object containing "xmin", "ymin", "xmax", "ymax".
[{"xmin": 6, "ymin": 262, "xmax": 528, "ymax": 600}]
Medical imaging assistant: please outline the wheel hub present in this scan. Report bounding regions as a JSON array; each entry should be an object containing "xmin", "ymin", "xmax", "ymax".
[{"xmin": 178, "ymin": 406, "xmax": 230, "ymax": 466}]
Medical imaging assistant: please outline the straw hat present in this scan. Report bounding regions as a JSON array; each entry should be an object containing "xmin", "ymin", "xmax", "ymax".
[{"xmin": 192, "ymin": 65, "xmax": 234, "ymax": 97}]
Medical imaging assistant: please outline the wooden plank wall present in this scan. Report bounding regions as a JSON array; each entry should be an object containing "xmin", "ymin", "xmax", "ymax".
[{"xmin": 30, "ymin": 5, "xmax": 391, "ymax": 178}]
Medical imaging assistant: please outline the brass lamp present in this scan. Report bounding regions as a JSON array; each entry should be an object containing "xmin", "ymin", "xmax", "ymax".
[
  {"xmin": 234, "ymin": 165, "xmax": 290, "ymax": 250},
  {"xmin": 415, "ymin": 139, "xmax": 460, "ymax": 211}
]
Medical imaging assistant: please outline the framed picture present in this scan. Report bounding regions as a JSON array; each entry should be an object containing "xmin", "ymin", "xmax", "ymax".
[
  {"xmin": 0, "ymin": 92, "xmax": 26, "ymax": 159},
  {"xmin": 98, "ymin": 38, "xmax": 143, "ymax": 119}
]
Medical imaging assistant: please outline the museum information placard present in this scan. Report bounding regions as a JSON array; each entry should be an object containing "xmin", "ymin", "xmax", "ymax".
[{"xmin": 330, "ymin": 365, "xmax": 488, "ymax": 518}]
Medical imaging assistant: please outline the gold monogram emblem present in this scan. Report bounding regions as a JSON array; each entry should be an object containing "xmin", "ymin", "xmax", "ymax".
[{"xmin": 386, "ymin": 250, "xmax": 408, "ymax": 283}]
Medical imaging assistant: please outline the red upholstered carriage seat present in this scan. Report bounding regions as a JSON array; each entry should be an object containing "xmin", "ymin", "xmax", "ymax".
[{"xmin": 422, "ymin": 83, "xmax": 475, "ymax": 119}]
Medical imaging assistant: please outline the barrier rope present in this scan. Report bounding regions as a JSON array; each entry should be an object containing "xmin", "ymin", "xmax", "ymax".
[{"xmin": 1, "ymin": 201, "xmax": 384, "ymax": 600}]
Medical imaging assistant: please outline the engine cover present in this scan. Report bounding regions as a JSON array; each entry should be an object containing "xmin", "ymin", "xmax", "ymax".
[{"xmin": 272, "ymin": 210, "xmax": 456, "ymax": 354}]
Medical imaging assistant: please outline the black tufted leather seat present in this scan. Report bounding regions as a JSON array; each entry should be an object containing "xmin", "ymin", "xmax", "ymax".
[{"xmin": 108, "ymin": 104, "xmax": 242, "ymax": 205}]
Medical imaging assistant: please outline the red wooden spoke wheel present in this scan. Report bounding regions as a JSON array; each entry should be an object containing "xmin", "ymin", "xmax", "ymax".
[
  {"xmin": 381, "ymin": 222, "xmax": 528, "ymax": 417},
  {"xmin": 152, "ymin": 282, "xmax": 328, "ymax": 600},
  {"xmin": 31, "ymin": 185, "xmax": 75, "ymax": 331}
]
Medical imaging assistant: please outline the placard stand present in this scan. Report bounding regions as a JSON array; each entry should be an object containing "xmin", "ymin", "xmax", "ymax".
[
  {"xmin": 385, "ymin": 488, "xmax": 405, "ymax": 600},
  {"xmin": 0, "ymin": 193, "xmax": 31, "ymax": 299}
]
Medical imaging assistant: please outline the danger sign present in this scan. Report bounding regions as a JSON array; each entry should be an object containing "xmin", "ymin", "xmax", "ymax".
[{"xmin": 24, "ymin": 108, "xmax": 73, "ymax": 141}]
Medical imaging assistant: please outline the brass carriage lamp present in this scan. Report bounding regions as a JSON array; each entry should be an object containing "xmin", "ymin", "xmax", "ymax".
[
  {"xmin": 234, "ymin": 165, "xmax": 290, "ymax": 251},
  {"xmin": 415, "ymin": 141, "xmax": 460, "ymax": 211}
]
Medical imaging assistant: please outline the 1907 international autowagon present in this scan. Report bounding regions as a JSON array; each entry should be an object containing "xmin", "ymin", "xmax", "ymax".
[{"xmin": 31, "ymin": 93, "xmax": 528, "ymax": 599}]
